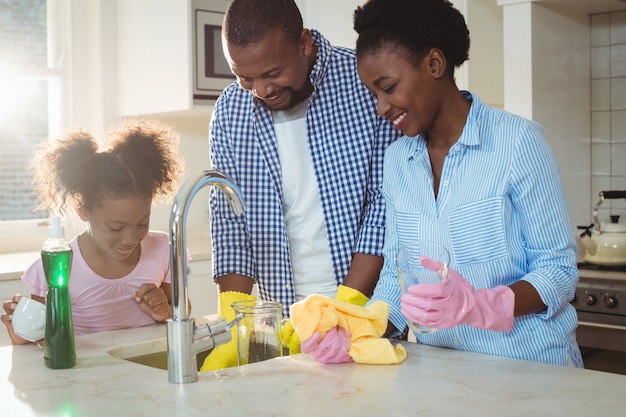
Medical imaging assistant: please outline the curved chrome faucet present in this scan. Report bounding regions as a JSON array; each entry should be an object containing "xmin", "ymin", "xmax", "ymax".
[{"xmin": 167, "ymin": 169, "xmax": 245, "ymax": 384}]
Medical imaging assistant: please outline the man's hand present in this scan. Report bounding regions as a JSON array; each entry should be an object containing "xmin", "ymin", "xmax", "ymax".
[
  {"xmin": 282, "ymin": 318, "xmax": 301, "ymax": 354},
  {"xmin": 200, "ymin": 291, "xmax": 256, "ymax": 371}
]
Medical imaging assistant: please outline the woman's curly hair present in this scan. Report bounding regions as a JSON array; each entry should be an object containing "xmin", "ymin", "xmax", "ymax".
[
  {"xmin": 30, "ymin": 119, "xmax": 184, "ymax": 216},
  {"xmin": 354, "ymin": 0, "xmax": 470, "ymax": 78}
]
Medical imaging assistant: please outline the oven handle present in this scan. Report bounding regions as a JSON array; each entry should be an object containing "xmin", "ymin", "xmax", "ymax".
[{"xmin": 579, "ymin": 321, "xmax": 626, "ymax": 331}]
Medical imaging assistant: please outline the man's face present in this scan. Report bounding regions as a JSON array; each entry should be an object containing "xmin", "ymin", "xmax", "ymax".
[{"xmin": 224, "ymin": 29, "xmax": 314, "ymax": 111}]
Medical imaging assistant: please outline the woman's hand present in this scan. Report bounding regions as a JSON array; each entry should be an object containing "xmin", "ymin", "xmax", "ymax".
[
  {"xmin": 400, "ymin": 261, "xmax": 515, "ymax": 332},
  {"xmin": 133, "ymin": 284, "xmax": 171, "ymax": 322},
  {"xmin": 300, "ymin": 327, "xmax": 353, "ymax": 364}
]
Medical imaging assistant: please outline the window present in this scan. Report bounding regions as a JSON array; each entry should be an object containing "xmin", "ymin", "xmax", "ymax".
[
  {"xmin": 0, "ymin": 0, "xmax": 50, "ymax": 221},
  {"xmin": 0, "ymin": 0, "xmax": 66, "ymax": 252}
]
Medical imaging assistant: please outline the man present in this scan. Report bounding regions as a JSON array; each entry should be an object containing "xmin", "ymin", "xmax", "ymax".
[{"xmin": 201, "ymin": 0, "xmax": 399, "ymax": 370}]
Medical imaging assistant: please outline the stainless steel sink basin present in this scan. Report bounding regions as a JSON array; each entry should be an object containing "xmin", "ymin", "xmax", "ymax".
[{"xmin": 108, "ymin": 338, "xmax": 210, "ymax": 371}]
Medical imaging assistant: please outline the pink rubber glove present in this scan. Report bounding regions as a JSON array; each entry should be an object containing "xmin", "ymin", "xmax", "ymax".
[
  {"xmin": 300, "ymin": 327, "xmax": 353, "ymax": 364},
  {"xmin": 400, "ymin": 258, "xmax": 515, "ymax": 332}
]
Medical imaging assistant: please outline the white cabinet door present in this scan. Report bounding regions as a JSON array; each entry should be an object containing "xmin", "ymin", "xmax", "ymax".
[
  {"xmin": 187, "ymin": 259, "xmax": 218, "ymax": 318},
  {"xmin": 118, "ymin": 0, "xmax": 195, "ymax": 116}
]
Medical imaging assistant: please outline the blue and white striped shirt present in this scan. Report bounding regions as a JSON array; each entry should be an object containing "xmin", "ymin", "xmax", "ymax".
[
  {"xmin": 208, "ymin": 30, "xmax": 398, "ymax": 313},
  {"xmin": 372, "ymin": 92, "xmax": 583, "ymax": 367}
]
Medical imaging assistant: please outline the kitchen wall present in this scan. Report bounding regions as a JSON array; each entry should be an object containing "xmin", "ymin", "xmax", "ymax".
[
  {"xmin": 590, "ymin": 11, "xmax": 626, "ymax": 223},
  {"xmin": 122, "ymin": 0, "xmax": 371, "ymax": 236},
  {"xmin": 501, "ymin": 2, "xmax": 592, "ymax": 232},
  {"xmin": 61, "ymin": 0, "xmax": 626, "ymax": 240},
  {"xmin": 57, "ymin": 0, "xmax": 215, "ymax": 239},
  {"xmin": 274, "ymin": 0, "xmax": 626, "ymax": 232},
  {"xmin": 498, "ymin": 0, "xmax": 626, "ymax": 235}
]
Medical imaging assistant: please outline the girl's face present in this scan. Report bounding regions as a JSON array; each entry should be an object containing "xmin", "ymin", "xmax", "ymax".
[
  {"xmin": 78, "ymin": 196, "xmax": 152, "ymax": 262},
  {"xmin": 357, "ymin": 46, "xmax": 440, "ymax": 138}
]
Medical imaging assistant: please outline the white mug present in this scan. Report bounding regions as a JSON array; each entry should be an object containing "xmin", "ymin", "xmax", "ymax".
[{"xmin": 12, "ymin": 297, "xmax": 46, "ymax": 342}]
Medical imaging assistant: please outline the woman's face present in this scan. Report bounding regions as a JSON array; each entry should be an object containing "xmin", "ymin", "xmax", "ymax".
[
  {"xmin": 357, "ymin": 46, "xmax": 440, "ymax": 137},
  {"xmin": 78, "ymin": 196, "xmax": 152, "ymax": 262}
]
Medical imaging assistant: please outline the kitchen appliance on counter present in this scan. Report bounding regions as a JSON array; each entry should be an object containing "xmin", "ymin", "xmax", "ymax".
[
  {"xmin": 574, "ymin": 261, "xmax": 626, "ymax": 374},
  {"xmin": 577, "ymin": 190, "xmax": 626, "ymax": 266},
  {"xmin": 574, "ymin": 190, "xmax": 626, "ymax": 373}
]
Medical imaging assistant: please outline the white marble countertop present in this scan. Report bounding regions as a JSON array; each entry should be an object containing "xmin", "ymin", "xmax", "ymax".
[
  {"xmin": 1, "ymin": 323, "xmax": 625, "ymax": 417},
  {"xmin": 0, "ymin": 251, "xmax": 39, "ymax": 281}
]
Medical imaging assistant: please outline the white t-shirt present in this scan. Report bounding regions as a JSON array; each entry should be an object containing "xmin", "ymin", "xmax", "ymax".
[
  {"xmin": 22, "ymin": 231, "xmax": 171, "ymax": 335},
  {"xmin": 273, "ymin": 100, "xmax": 337, "ymax": 301}
]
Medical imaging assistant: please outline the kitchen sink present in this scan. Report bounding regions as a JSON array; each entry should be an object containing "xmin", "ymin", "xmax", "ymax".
[{"xmin": 108, "ymin": 338, "xmax": 210, "ymax": 371}]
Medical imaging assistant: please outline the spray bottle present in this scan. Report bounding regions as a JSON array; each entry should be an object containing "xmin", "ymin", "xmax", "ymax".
[{"xmin": 42, "ymin": 216, "xmax": 76, "ymax": 369}]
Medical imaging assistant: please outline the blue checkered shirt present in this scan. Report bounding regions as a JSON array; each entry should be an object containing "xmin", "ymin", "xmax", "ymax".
[{"xmin": 208, "ymin": 30, "xmax": 398, "ymax": 313}]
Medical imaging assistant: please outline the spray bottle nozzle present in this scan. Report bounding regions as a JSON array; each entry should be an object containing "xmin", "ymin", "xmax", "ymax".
[{"xmin": 48, "ymin": 216, "xmax": 65, "ymax": 239}]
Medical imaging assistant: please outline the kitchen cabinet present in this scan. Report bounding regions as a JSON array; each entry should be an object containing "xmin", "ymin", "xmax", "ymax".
[
  {"xmin": 187, "ymin": 256, "xmax": 259, "ymax": 318},
  {"xmin": 118, "ymin": 0, "xmax": 361, "ymax": 116},
  {"xmin": 187, "ymin": 258, "xmax": 218, "ymax": 317},
  {"xmin": 117, "ymin": 0, "xmax": 211, "ymax": 116},
  {"xmin": 116, "ymin": 0, "xmax": 503, "ymax": 115}
]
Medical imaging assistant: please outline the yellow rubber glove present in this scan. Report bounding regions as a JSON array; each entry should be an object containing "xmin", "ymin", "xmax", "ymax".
[
  {"xmin": 200, "ymin": 291, "xmax": 256, "ymax": 371},
  {"xmin": 283, "ymin": 285, "xmax": 369, "ymax": 355},
  {"xmin": 335, "ymin": 284, "xmax": 370, "ymax": 307},
  {"xmin": 282, "ymin": 318, "xmax": 301, "ymax": 354}
]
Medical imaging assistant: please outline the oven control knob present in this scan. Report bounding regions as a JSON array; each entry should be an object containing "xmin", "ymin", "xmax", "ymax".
[
  {"xmin": 583, "ymin": 294, "xmax": 597, "ymax": 306},
  {"xmin": 604, "ymin": 296, "xmax": 618, "ymax": 309}
]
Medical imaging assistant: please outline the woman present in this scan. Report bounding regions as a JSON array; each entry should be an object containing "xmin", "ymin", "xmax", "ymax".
[{"xmin": 303, "ymin": 0, "xmax": 583, "ymax": 367}]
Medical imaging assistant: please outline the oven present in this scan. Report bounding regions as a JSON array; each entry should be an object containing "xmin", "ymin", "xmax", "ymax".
[{"xmin": 573, "ymin": 263, "xmax": 626, "ymax": 374}]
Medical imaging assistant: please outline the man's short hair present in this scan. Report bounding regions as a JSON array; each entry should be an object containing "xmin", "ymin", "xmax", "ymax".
[{"xmin": 223, "ymin": 0, "xmax": 304, "ymax": 47}]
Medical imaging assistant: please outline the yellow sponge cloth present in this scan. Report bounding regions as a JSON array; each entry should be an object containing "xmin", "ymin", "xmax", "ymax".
[{"xmin": 290, "ymin": 294, "xmax": 407, "ymax": 365}]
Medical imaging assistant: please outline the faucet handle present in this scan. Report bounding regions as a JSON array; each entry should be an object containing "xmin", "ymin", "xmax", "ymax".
[
  {"xmin": 226, "ymin": 313, "xmax": 244, "ymax": 331},
  {"xmin": 192, "ymin": 317, "xmax": 232, "ymax": 354}
]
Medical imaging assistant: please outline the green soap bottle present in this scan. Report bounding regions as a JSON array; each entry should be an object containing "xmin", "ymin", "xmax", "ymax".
[{"xmin": 42, "ymin": 216, "xmax": 76, "ymax": 369}]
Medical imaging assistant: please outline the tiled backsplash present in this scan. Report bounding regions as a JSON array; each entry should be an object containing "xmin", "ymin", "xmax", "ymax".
[{"xmin": 590, "ymin": 11, "xmax": 626, "ymax": 225}]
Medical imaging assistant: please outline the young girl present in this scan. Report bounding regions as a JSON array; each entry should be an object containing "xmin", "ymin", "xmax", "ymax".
[{"xmin": 1, "ymin": 119, "xmax": 184, "ymax": 344}]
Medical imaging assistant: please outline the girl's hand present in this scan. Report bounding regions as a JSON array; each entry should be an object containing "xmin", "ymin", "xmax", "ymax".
[
  {"xmin": 1, "ymin": 294, "xmax": 33, "ymax": 345},
  {"xmin": 132, "ymin": 284, "xmax": 172, "ymax": 322}
]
